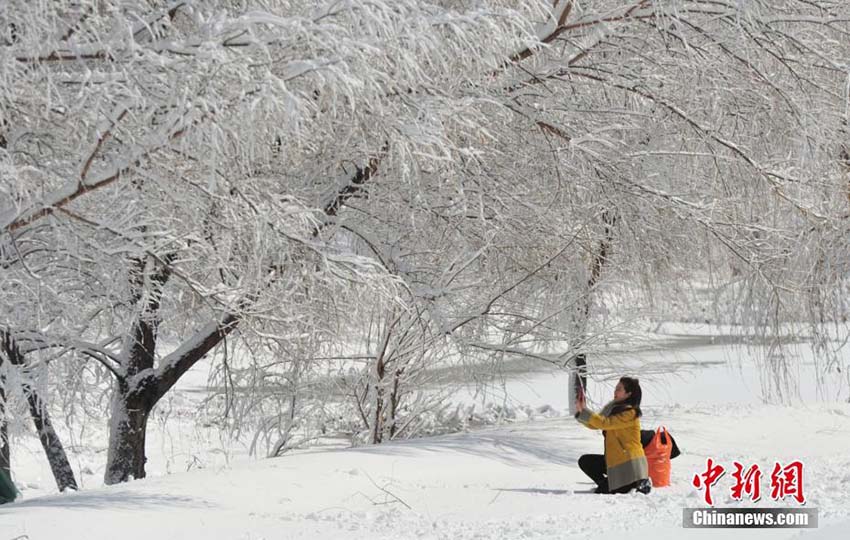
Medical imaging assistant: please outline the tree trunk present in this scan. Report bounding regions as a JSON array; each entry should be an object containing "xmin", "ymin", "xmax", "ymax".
[
  {"xmin": 371, "ymin": 390, "xmax": 384, "ymax": 444},
  {"xmin": 25, "ymin": 389, "xmax": 78, "ymax": 491},
  {"xmin": 371, "ymin": 353, "xmax": 386, "ymax": 444},
  {"xmin": 104, "ymin": 391, "xmax": 151, "ymax": 485},
  {"xmin": 0, "ymin": 371, "xmax": 9, "ymax": 477},
  {"xmin": 388, "ymin": 369, "xmax": 402, "ymax": 440},
  {"xmin": 1, "ymin": 330, "xmax": 77, "ymax": 491}
]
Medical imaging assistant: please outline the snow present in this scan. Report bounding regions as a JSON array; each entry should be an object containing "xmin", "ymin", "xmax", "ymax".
[{"xmin": 3, "ymin": 337, "xmax": 850, "ymax": 538}]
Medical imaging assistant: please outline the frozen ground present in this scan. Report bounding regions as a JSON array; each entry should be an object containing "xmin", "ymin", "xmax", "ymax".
[{"xmin": 2, "ymin": 327, "xmax": 849, "ymax": 539}]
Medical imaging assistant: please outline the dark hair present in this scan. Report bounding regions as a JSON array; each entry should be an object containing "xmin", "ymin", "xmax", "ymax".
[{"xmin": 610, "ymin": 376, "xmax": 642, "ymax": 418}]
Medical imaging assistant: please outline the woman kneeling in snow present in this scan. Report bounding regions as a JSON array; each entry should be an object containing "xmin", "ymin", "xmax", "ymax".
[{"xmin": 575, "ymin": 376, "xmax": 651, "ymax": 495}]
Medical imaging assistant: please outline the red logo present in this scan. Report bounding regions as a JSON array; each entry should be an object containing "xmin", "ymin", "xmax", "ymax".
[
  {"xmin": 692, "ymin": 459, "xmax": 806, "ymax": 506},
  {"xmin": 692, "ymin": 458, "xmax": 725, "ymax": 506},
  {"xmin": 770, "ymin": 461, "xmax": 806, "ymax": 505},
  {"xmin": 730, "ymin": 461, "xmax": 762, "ymax": 502}
]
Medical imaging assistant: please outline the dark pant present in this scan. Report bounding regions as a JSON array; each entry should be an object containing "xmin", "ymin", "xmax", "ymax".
[{"xmin": 578, "ymin": 454, "xmax": 639, "ymax": 494}]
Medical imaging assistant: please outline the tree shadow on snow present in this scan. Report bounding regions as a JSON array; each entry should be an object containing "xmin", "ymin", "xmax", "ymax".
[
  {"xmin": 494, "ymin": 487, "xmax": 572, "ymax": 495},
  {"xmin": 332, "ymin": 418, "xmax": 590, "ymax": 467},
  {"xmin": 0, "ymin": 490, "xmax": 213, "ymax": 511}
]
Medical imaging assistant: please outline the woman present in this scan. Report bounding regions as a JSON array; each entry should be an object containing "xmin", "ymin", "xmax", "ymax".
[{"xmin": 575, "ymin": 376, "xmax": 651, "ymax": 494}]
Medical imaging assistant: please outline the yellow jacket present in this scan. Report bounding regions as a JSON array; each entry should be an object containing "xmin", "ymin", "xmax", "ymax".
[{"xmin": 577, "ymin": 403, "xmax": 649, "ymax": 490}]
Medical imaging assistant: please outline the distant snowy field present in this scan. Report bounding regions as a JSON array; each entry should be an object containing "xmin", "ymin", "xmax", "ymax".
[{"xmin": 3, "ymin": 325, "xmax": 850, "ymax": 539}]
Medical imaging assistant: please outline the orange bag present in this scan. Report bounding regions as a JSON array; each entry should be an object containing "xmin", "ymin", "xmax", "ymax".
[{"xmin": 645, "ymin": 426, "xmax": 672, "ymax": 487}]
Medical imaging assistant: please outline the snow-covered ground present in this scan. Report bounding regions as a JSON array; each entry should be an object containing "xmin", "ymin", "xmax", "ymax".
[{"xmin": 3, "ymin": 330, "xmax": 850, "ymax": 539}]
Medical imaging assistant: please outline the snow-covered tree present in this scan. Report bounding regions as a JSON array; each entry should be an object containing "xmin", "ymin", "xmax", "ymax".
[{"xmin": 0, "ymin": 0, "xmax": 555, "ymax": 482}]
